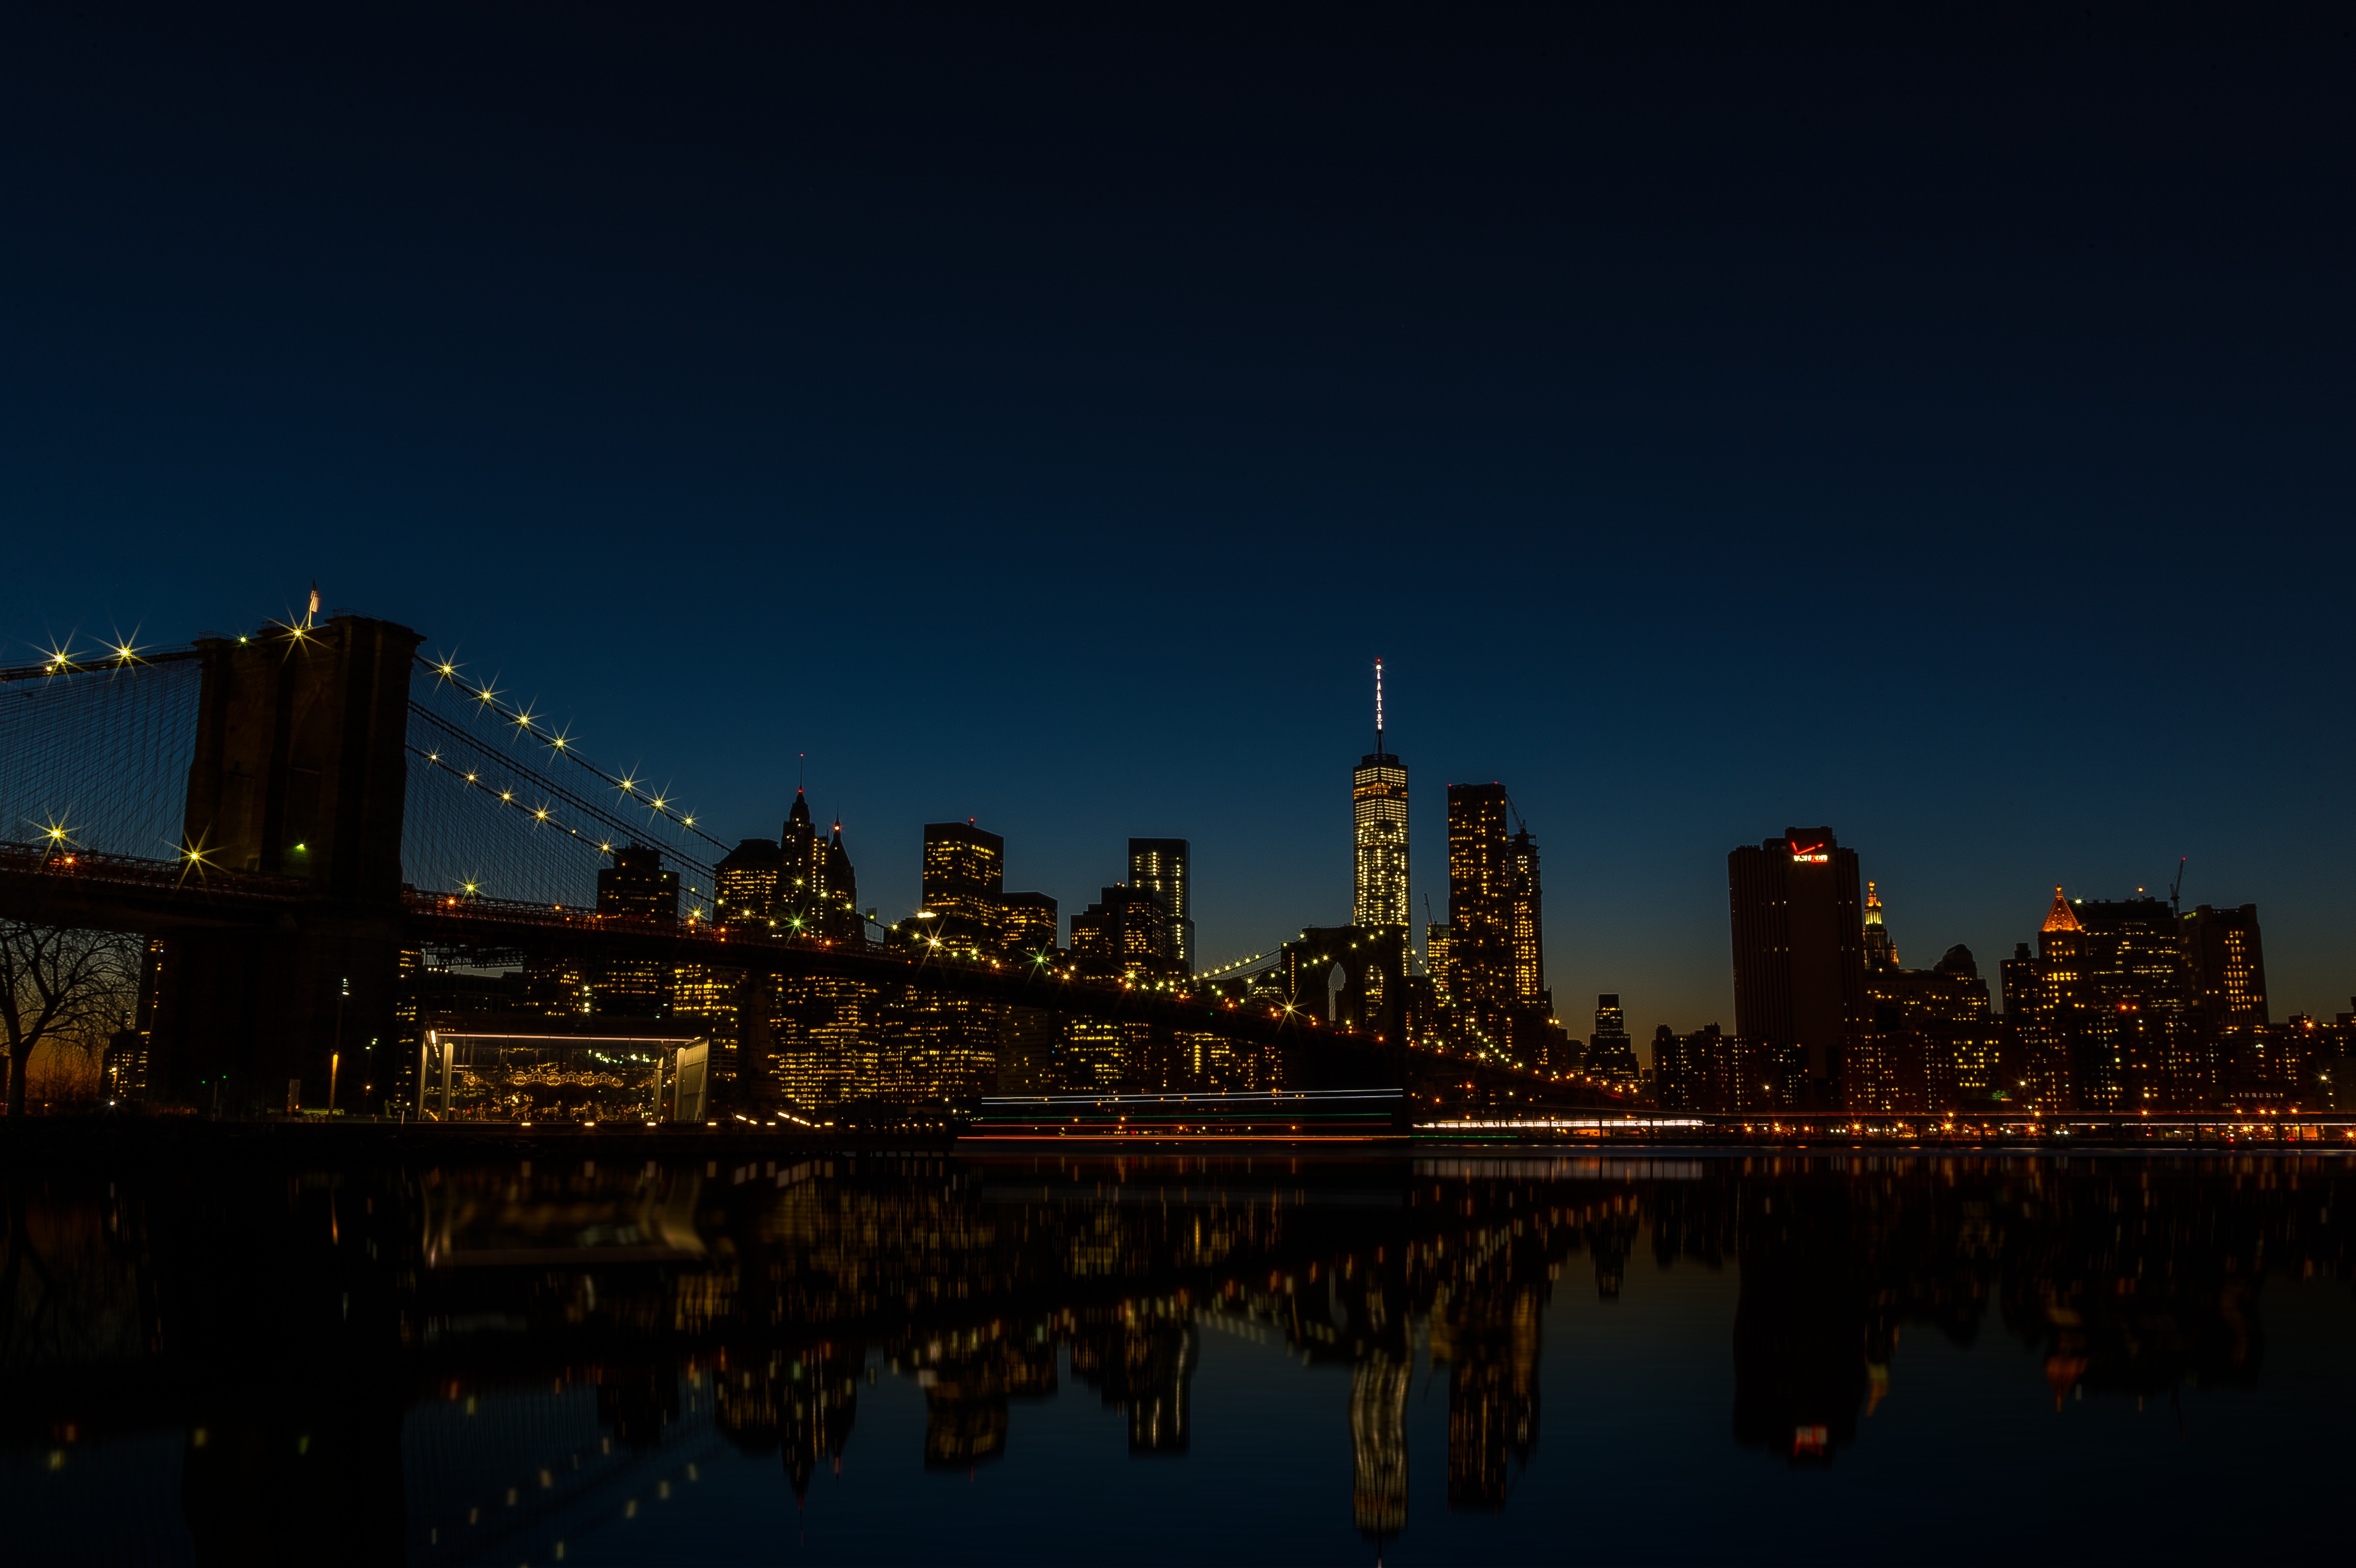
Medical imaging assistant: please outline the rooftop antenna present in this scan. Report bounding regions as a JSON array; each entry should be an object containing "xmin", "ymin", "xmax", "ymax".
[{"xmin": 1373, "ymin": 657, "xmax": 1385, "ymax": 755}]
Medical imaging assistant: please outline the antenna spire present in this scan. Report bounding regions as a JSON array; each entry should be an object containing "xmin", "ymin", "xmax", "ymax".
[{"xmin": 1373, "ymin": 657, "xmax": 1385, "ymax": 754}]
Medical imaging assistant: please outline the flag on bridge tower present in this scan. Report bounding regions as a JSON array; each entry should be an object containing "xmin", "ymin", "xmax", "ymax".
[{"xmin": 307, "ymin": 580, "xmax": 321, "ymax": 620}]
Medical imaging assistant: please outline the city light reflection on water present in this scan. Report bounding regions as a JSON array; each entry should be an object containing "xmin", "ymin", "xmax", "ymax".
[{"xmin": 4, "ymin": 1153, "xmax": 2353, "ymax": 1564}]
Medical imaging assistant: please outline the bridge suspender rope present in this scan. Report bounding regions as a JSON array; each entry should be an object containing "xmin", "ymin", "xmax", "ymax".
[{"xmin": 0, "ymin": 640, "xmax": 206, "ymax": 868}]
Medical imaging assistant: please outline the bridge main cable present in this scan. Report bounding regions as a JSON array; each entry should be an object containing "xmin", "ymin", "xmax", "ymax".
[
  {"xmin": 0, "ymin": 641, "xmax": 203, "ymax": 685},
  {"xmin": 405, "ymin": 706, "xmax": 717, "ymax": 883},
  {"xmin": 412, "ymin": 652, "xmax": 735, "ymax": 861}
]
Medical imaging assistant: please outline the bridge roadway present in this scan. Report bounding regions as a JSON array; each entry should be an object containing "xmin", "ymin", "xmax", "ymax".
[
  {"xmin": 0, "ymin": 840, "xmax": 311, "ymax": 928},
  {"xmin": 0, "ymin": 843, "xmax": 1626, "ymax": 1111}
]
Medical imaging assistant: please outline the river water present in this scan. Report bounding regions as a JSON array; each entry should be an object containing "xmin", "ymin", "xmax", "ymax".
[{"xmin": 4, "ymin": 1151, "xmax": 2350, "ymax": 1564}]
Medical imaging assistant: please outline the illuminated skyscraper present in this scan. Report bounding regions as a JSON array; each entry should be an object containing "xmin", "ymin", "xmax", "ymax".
[
  {"xmin": 780, "ymin": 790, "xmax": 821, "ymax": 931},
  {"xmin": 777, "ymin": 969, "xmax": 876, "ymax": 1107},
  {"xmin": 923, "ymin": 821, "xmax": 1005, "ymax": 955},
  {"xmin": 1001, "ymin": 891, "xmax": 1059, "ymax": 957},
  {"xmin": 887, "ymin": 823, "xmax": 1004, "ymax": 1098},
  {"xmin": 1502, "ymin": 823, "xmax": 1556, "ymax": 1065},
  {"xmin": 2005, "ymin": 890, "xmax": 2085, "ymax": 1110},
  {"xmin": 2039, "ymin": 892, "xmax": 2196, "ymax": 1110},
  {"xmin": 1587, "ymin": 994, "xmax": 1638, "ymax": 1081},
  {"xmin": 1353, "ymin": 661, "xmax": 1410, "ymax": 939},
  {"xmin": 817, "ymin": 818, "xmax": 860, "ymax": 941},
  {"xmin": 1862, "ymin": 881, "xmax": 1897, "ymax": 971},
  {"xmin": 1446, "ymin": 783, "xmax": 1515, "ymax": 1054},
  {"xmin": 892, "ymin": 990, "xmax": 1001, "ymax": 1100},
  {"xmin": 1426, "ymin": 922, "xmax": 1453, "ymax": 1008},
  {"xmin": 1593, "ymin": 994, "xmax": 1627, "ymax": 1048},
  {"xmin": 775, "ymin": 812, "xmax": 872, "ymax": 1105},
  {"xmin": 593, "ymin": 845, "xmax": 677, "ymax": 1017},
  {"xmin": 1127, "ymin": 839, "xmax": 1192, "ymax": 973},
  {"xmin": 598, "ymin": 844, "xmax": 679, "ymax": 922},
  {"xmin": 686, "ymin": 836, "xmax": 785, "ymax": 1084},
  {"xmin": 1727, "ymin": 827, "xmax": 1866, "ymax": 1106},
  {"xmin": 714, "ymin": 837, "xmax": 784, "ymax": 932},
  {"xmin": 2184, "ymin": 903, "xmax": 2269, "ymax": 1031},
  {"xmin": 1068, "ymin": 885, "xmax": 1171, "ymax": 982},
  {"xmin": 1506, "ymin": 827, "xmax": 1544, "ymax": 1008}
]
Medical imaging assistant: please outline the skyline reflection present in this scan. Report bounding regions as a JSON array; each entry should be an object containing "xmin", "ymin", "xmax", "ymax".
[{"xmin": 4, "ymin": 1153, "xmax": 2351, "ymax": 1564}]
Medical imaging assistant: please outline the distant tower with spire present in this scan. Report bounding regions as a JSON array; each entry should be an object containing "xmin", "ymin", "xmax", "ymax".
[
  {"xmin": 1352, "ymin": 660, "xmax": 1410, "ymax": 937},
  {"xmin": 781, "ymin": 787, "xmax": 820, "ymax": 926},
  {"xmin": 1863, "ymin": 880, "xmax": 1898, "ymax": 971}
]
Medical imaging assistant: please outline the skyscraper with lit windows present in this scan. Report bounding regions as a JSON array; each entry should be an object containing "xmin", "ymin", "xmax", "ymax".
[
  {"xmin": 2184, "ymin": 903, "xmax": 2269, "ymax": 1032},
  {"xmin": 1069, "ymin": 885, "xmax": 1172, "ymax": 982},
  {"xmin": 779, "ymin": 790, "xmax": 821, "ymax": 930},
  {"xmin": 1001, "ymin": 891, "xmax": 1059, "ymax": 957},
  {"xmin": 714, "ymin": 837, "xmax": 784, "ymax": 932},
  {"xmin": 1128, "ymin": 839, "xmax": 1192, "ymax": 973},
  {"xmin": 1506, "ymin": 827, "xmax": 1543, "ymax": 1008},
  {"xmin": 592, "ymin": 845, "xmax": 677, "ymax": 1017},
  {"xmin": 774, "ymin": 807, "xmax": 872, "ymax": 1105},
  {"xmin": 1446, "ymin": 783, "xmax": 1515, "ymax": 1055},
  {"xmin": 1353, "ymin": 661, "xmax": 1410, "ymax": 940},
  {"xmin": 923, "ymin": 821, "xmax": 1005, "ymax": 955}
]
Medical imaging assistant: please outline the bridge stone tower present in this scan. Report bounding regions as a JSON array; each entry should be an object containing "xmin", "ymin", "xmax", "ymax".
[
  {"xmin": 158, "ymin": 616, "xmax": 423, "ymax": 1111},
  {"xmin": 1276, "ymin": 924, "xmax": 1410, "ymax": 1090}
]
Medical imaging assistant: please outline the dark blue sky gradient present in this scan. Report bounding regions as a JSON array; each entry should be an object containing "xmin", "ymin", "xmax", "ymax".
[{"xmin": 3, "ymin": 5, "xmax": 2351, "ymax": 1036}]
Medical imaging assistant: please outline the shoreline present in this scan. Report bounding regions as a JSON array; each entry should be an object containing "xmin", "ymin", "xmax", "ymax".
[{"xmin": 3, "ymin": 1115, "xmax": 2353, "ymax": 1168}]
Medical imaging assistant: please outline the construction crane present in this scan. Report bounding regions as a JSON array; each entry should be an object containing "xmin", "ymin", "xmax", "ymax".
[{"xmin": 2169, "ymin": 856, "xmax": 2187, "ymax": 921}]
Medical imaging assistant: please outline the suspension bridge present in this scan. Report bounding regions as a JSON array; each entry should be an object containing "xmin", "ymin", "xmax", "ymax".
[{"xmin": 0, "ymin": 611, "xmax": 1620, "ymax": 1119}]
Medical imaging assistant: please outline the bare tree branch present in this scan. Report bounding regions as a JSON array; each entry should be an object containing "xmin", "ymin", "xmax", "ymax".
[{"xmin": 0, "ymin": 922, "xmax": 144, "ymax": 1116}]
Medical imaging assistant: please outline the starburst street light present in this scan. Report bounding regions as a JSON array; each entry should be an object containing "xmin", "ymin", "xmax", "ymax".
[{"xmin": 175, "ymin": 829, "xmax": 219, "ymax": 888}]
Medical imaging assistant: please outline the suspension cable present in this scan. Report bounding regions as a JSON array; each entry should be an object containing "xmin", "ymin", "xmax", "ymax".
[
  {"xmin": 412, "ymin": 652, "xmax": 733, "ymax": 859},
  {"xmin": 407, "ymin": 705, "xmax": 715, "ymax": 881}
]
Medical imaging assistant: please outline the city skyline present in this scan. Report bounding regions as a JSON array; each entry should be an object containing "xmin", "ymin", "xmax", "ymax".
[
  {"xmin": 8, "ymin": 612, "xmax": 2346, "ymax": 1054},
  {"xmin": 3, "ymin": 10, "xmax": 2350, "ymax": 1035},
  {"xmin": 6, "ymin": 13, "xmax": 2350, "ymax": 1566}
]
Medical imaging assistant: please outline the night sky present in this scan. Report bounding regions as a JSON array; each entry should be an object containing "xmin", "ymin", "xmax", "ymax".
[{"xmin": 4, "ymin": 6, "xmax": 2350, "ymax": 1041}]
